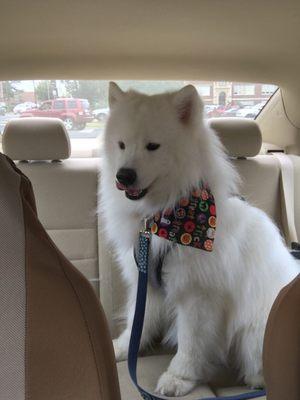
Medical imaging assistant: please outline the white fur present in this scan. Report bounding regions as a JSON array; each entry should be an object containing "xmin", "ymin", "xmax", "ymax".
[{"xmin": 99, "ymin": 83, "xmax": 299, "ymax": 396}]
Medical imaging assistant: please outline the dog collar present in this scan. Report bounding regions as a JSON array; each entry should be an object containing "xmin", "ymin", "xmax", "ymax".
[{"xmin": 148, "ymin": 183, "xmax": 216, "ymax": 251}]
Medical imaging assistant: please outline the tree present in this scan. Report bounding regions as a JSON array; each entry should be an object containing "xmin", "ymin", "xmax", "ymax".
[
  {"xmin": 64, "ymin": 80, "xmax": 79, "ymax": 97},
  {"xmin": 63, "ymin": 80, "xmax": 184, "ymax": 109},
  {"xmin": 64, "ymin": 80, "xmax": 108, "ymax": 109},
  {"xmin": 35, "ymin": 81, "xmax": 51, "ymax": 102},
  {"xmin": 114, "ymin": 80, "xmax": 183, "ymax": 94},
  {"xmin": 2, "ymin": 81, "xmax": 22, "ymax": 104}
]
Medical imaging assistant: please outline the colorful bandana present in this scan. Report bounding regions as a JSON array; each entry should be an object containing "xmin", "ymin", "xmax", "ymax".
[{"xmin": 148, "ymin": 184, "xmax": 216, "ymax": 252}]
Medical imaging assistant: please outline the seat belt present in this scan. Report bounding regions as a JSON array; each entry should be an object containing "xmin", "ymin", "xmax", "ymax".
[{"xmin": 272, "ymin": 152, "xmax": 298, "ymax": 247}]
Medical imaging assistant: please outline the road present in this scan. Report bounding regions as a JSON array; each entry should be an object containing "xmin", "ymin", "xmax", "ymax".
[
  {"xmin": 0, "ymin": 114, "xmax": 105, "ymax": 138},
  {"xmin": 68, "ymin": 128, "xmax": 104, "ymax": 138}
]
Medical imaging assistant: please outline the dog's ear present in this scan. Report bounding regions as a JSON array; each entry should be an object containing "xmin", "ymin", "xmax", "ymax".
[
  {"xmin": 173, "ymin": 85, "xmax": 202, "ymax": 124},
  {"xmin": 109, "ymin": 82, "xmax": 125, "ymax": 108}
]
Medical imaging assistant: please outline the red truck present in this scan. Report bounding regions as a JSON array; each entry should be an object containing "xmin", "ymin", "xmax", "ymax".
[{"xmin": 21, "ymin": 98, "xmax": 93, "ymax": 130}]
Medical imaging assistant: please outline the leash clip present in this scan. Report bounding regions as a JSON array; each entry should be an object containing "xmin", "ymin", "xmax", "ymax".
[
  {"xmin": 140, "ymin": 218, "xmax": 151, "ymax": 239},
  {"xmin": 137, "ymin": 218, "xmax": 151, "ymax": 275}
]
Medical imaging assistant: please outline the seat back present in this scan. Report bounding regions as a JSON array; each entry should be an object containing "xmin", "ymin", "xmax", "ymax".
[
  {"xmin": 263, "ymin": 274, "xmax": 300, "ymax": 400},
  {"xmin": 0, "ymin": 152, "xmax": 120, "ymax": 400},
  {"xmin": 3, "ymin": 118, "xmax": 100, "ymax": 294},
  {"xmin": 290, "ymin": 155, "xmax": 300, "ymax": 238},
  {"xmin": 210, "ymin": 118, "xmax": 283, "ymax": 231},
  {"xmin": 0, "ymin": 153, "xmax": 26, "ymax": 399}
]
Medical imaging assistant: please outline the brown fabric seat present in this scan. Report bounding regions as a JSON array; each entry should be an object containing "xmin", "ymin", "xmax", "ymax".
[
  {"xmin": 263, "ymin": 273, "xmax": 300, "ymax": 400},
  {"xmin": 0, "ymin": 152, "xmax": 121, "ymax": 400}
]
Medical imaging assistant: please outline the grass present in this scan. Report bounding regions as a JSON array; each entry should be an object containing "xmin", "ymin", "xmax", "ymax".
[{"xmin": 86, "ymin": 120, "xmax": 106, "ymax": 129}]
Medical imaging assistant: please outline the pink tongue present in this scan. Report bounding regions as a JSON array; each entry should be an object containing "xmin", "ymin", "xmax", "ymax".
[
  {"xmin": 116, "ymin": 181, "xmax": 127, "ymax": 191},
  {"xmin": 116, "ymin": 181, "xmax": 142, "ymax": 196},
  {"xmin": 127, "ymin": 188, "xmax": 142, "ymax": 196}
]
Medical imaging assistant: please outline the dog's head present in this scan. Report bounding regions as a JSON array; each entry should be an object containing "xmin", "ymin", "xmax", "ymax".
[{"xmin": 103, "ymin": 82, "xmax": 208, "ymax": 212}]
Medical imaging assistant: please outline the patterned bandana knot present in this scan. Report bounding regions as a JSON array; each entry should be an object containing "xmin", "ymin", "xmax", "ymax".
[{"xmin": 148, "ymin": 184, "xmax": 216, "ymax": 252}]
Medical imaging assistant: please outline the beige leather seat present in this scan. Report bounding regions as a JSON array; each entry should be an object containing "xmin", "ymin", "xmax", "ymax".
[
  {"xmin": 288, "ymin": 155, "xmax": 300, "ymax": 238},
  {"xmin": 3, "ymin": 118, "xmax": 101, "ymax": 295},
  {"xmin": 211, "ymin": 118, "xmax": 283, "ymax": 233},
  {"xmin": 0, "ymin": 151, "xmax": 121, "ymax": 400}
]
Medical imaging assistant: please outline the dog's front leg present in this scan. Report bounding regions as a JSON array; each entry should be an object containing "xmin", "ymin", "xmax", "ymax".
[
  {"xmin": 156, "ymin": 291, "xmax": 224, "ymax": 397},
  {"xmin": 114, "ymin": 278, "xmax": 165, "ymax": 361}
]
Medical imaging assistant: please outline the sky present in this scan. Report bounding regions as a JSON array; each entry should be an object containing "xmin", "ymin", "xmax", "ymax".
[{"xmin": 14, "ymin": 81, "xmax": 38, "ymax": 91}]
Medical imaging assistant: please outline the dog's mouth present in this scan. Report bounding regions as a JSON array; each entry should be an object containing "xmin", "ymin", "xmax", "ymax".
[{"xmin": 116, "ymin": 181, "xmax": 148, "ymax": 201}]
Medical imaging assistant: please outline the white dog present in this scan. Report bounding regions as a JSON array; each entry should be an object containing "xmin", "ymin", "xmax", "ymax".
[{"xmin": 99, "ymin": 82, "xmax": 299, "ymax": 397}]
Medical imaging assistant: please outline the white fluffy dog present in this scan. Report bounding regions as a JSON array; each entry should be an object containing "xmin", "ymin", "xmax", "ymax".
[{"xmin": 99, "ymin": 82, "xmax": 299, "ymax": 397}]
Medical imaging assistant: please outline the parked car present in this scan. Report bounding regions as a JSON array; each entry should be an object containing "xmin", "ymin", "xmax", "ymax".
[
  {"xmin": 92, "ymin": 107, "xmax": 109, "ymax": 121},
  {"xmin": 236, "ymin": 102, "xmax": 266, "ymax": 118},
  {"xmin": 20, "ymin": 98, "xmax": 93, "ymax": 130},
  {"xmin": 13, "ymin": 102, "xmax": 37, "ymax": 114},
  {"xmin": 222, "ymin": 106, "xmax": 241, "ymax": 117},
  {"xmin": 206, "ymin": 105, "xmax": 228, "ymax": 118},
  {"xmin": 204, "ymin": 104, "xmax": 218, "ymax": 114}
]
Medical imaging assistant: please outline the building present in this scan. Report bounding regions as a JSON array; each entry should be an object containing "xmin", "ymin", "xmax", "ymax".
[
  {"xmin": 231, "ymin": 83, "xmax": 277, "ymax": 106},
  {"xmin": 192, "ymin": 81, "xmax": 277, "ymax": 106}
]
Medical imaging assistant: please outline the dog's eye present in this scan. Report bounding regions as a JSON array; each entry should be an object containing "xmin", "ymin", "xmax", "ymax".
[
  {"xmin": 146, "ymin": 142, "xmax": 160, "ymax": 151},
  {"xmin": 118, "ymin": 141, "xmax": 125, "ymax": 150}
]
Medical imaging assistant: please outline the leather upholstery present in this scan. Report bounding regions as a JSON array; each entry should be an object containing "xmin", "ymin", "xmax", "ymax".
[
  {"xmin": 3, "ymin": 118, "xmax": 71, "ymax": 161},
  {"xmin": 209, "ymin": 118, "xmax": 262, "ymax": 157},
  {"xmin": 117, "ymin": 354, "xmax": 266, "ymax": 399},
  {"xmin": 18, "ymin": 158, "xmax": 100, "ymax": 294}
]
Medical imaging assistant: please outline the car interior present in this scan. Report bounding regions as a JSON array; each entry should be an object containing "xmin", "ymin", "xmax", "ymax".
[{"xmin": 0, "ymin": 1, "xmax": 300, "ymax": 400}]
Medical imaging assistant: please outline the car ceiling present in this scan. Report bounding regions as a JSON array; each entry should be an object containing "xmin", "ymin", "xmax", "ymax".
[{"xmin": 0, "ymin": 0, "xmax": 300, "ymax": 125}]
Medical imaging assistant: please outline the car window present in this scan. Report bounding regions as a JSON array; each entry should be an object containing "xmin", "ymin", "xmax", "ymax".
[
  {"xmin": 67, "ymin": 100, "xmax": 77, "ymax": 109},
  {"xmin": 0, "ymin": 80, "xmax": 278, "ymax": 143},
  {"xmin": 80, "ymin": 99, "xmax": 90, "ymax": 110},
  {"xmin": 53, "ymin": 100, "xmax": 65, "ymax": 109}
]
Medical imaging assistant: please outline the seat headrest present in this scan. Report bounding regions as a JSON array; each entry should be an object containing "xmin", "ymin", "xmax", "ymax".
[
  {"xmin": 3, "ymin": 118, "xmax": 71, "ymax": 161},
  {"xmin": 209, "ymin": 118, "xmax": 262, "ymax": 157}
]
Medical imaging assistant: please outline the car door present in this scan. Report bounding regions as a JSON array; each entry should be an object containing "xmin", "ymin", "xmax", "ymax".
[{"xmin": 52, "ymin": 99, "xmax": 66, "ymax": 119}]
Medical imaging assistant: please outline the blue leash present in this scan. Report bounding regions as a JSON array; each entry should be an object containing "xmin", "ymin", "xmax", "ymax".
[{"xmin": 127, "ymin": 228, "xmax": 267, "ymax": 400}]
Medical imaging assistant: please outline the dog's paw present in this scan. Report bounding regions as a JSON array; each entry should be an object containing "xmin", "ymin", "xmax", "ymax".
[
  {"xmin": 112, "ymin": 338, "xmax": 128, "ymax": 361},
  {"xmin": 245, "ymin": 373, "xmax": 265, "ymax": 389},
  {"xmin": 156, "ymin": 371, "xmax": 197, "ymax": 397}
]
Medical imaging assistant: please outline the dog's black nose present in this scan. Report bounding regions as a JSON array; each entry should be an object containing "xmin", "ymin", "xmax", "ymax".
[{"xmin": 116, "ymin": 168, "xmax": 137, "ymax": 187}]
